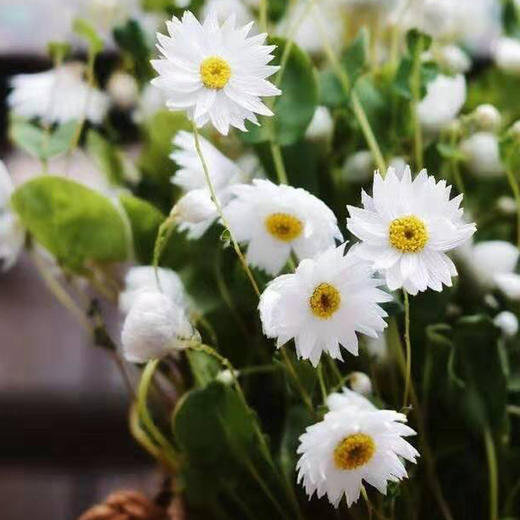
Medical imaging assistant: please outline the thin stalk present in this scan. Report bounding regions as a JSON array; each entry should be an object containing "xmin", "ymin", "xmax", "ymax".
[
  {"xmin": 410, "ymin": 36, "xmax": 424, "ymax": 170},
  {"xmin": 310, "ymin": 0, "xmax": 386, "ymax": 175},
  {"xmin": 270, "ymin": 141, "xmax": 289, "ymax": 184},
  {"xmin": 361, "ymin": 487, "xmax": 373, "ymax": 520},
  {"xmin": 402, "ymin": 290, "xmax": 412, "ymax": 408},
  {"xmin": 138, "ymin": 360, "xmax": 179, "ymax": 469},
  {"xmin": 484, "ymin": 428, "xmax": 499, "ymax": 520},
  {"xmin": 506, "ymin": 166, "xmax": 520, "ymax": 248},
  {"xmin": 317, "ymin": 363, "xmax": 327, "ymax": 402},
  {"xmin": 192, "ymin": 124, "xmax": 261, "ymax": 297},
  {"xmin": 259, "ymin": 0, "xmax": 268, "ymax": 33},
  {"xmin": 280, "ymin": 348, "xmax": 315, "ymax": 416}
]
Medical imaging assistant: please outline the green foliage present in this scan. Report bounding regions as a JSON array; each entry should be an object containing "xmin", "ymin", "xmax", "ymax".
[
  {"xmin": 9, "ymin": 120, "xmax": 77, "ymax": 160},
  {"xmin": 242, "ymin": 37, "xmax": 318, "ymax": 146},
  {"xmin": 113, "ymin": 20, "xmax": 154, "ymax": 84},
  {"xmin": 11, "ymin": 176, "xmax": 127, "ymax": 270},
  {"xmin": 73, "ymin": 18, "xmax": 103, "ymax": 55},
  {"xmin": 172, "ymin": 381, "xmax": 293, "ymax": 518}
]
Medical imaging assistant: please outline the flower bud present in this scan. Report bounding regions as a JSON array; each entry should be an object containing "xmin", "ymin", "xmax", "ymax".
[
  {"xmin": 305, "ymin": 106, "xmax": 334, "ymax": 141},
  {"xmin": 473, "ymin": 104, "xmax": 501, "ymax": 131},
  {"xmin": 342, "ymin": 150, "xmax": 374, "ymax": 182},
  {"xmin": 494, "ymin": 37, "xmax": 520, "ymax": 74},
  {"xmin": 437, "ymin": 45, "xmax": 471, "ymax": 74},
  {"xmin": 107, "ymin": 71, "xmax": 139, "ymax": 110},
  {"xmin": 121, "ymin": 291, "xmax": 198, "ymax": 363},
  {"xmin": 173, "ymin": 189, "xmax": 216, "ymax": 224},
  {"xmin": 349, "ymin": 372, "xmax": 372, "ymax": 396},
  {"xmin": 494, "ymin": 311, "xmax": 519, "ymax": 337},
  {"xmin": 497, "ymin": 196, "xmax": 517, "ymax": 215},
  {"xmin": 216, "ymin": 369, "xmax": 236, "ymax": 385},
  {"xmin": 460, "ymin": 132, "xmax": 504, "ymax": 177}
]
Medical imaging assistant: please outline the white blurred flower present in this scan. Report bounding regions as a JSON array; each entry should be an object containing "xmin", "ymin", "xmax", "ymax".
[
  {"xmin": 347, "ymin": 167, "xmax": 476, "ymax": 295},
  {"xmin": 202, "ymin": 0, "xmax": 255, "ymax": 26},
  {"xmin": 494, "ymin": 311, "xmax": 518, "ymax": 337},
  {"xmin": 173, "ymin": 189, "xmax": 217, "ymax": 226},
  {"xmin": 473, "ymin": 104, "xmax": 501, "ymax": 132},
  {"xmin": 364, "ymin": 334, "xmax": 388, "ymax": 362},
  {"xmin": 342, "ymin": 150, "xmax": 374, "ymax": 183},
  {"xmin": 278, "ymin": 0, "xmax": 344, "ymax": 56},
  {"xmin": 494, "ymin": 37, "xmax": 520, "ymax": 74},
  {"xmin": 151, "ymin": 11, "xmax": 281, "ymax": 135},
  {"xmin": 435, "ymin": 45, "xmax": 471, "ymax": 74},
  {"xmin": 349, "ymin": 372, "xmax": 372, "ymax": 396},
  {"xmin": 297, "ymin": 399, "xmax": 418, "ymax": 507},
  {"xmin": 8, "ymin": 63, "xmax": 110, "ymax": 125},
  {"xmin": 132, "ymin": 84, "xmax": 167, "ymax": 123},
  {"xmin": 497, "ymin": 196, "xmax": 517, "ymax": 215},
  {"xmin": 417, "ymin": 74, "xmax": 466, "ymax": 133},
  {"xmin": 305, "ymin": 106, "xmax": 334, "ymax": 141},
  {"xmin": 259, "ymin": 245, "xmax": 390, "ymax": 366},
  {"xmin": 326, "ymin": 386, "xmax": 376, "ymax": 412},
  {"xmin": 388, "ymin": 156, "xmax": 408, "ymax": 179},
  {"xmin": 121, "ymin": 290, "xmax": 198, "ymax": 363},
  {"xmin": 224, "ymin": 179, "xmax": 343, "ymax": 275},
  {"xmin": 458, "ymin": 240, "xmax": 520, "ymax": 300},
  {"xmin": 0, "ymin": 161, "xmax": 24, "ymax": 271},
  {"xmin": 107, "ymin": 71, "xmax": 139, "ymax": 110},
  {"xmin": 460, "ymin": 132, "xmax": 504, "ymax": 177},
  {"xmin": 119, "ymin": 266, "xmax": 186, "ymax": 315}
]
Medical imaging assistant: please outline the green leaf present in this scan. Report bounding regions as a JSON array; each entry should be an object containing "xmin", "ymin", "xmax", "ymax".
[
  {"xmin": 172, "ymin": 382, "xmax": 291, "ymax": 517},
  {"xmin": 12, "ymin": 176, "xmax": 128, "ymax": 270},
  {"xmin": 113, "ymin": 20, "xmax": 154, "ymax": 84},
  {"xmin": 452, "ymin": 315, "xmax": 507, "ymax": 431},
  {"xmin": 242, "ymin": 37, "xmax": 318, "ymax": 146},
  {"xmin": 186, "ymin": 350, "xmax": 221, "ymax": 387},
  {"xmin": 73, "ymin": 18, "xmax": 103, "ymax": 55},
  {"xmin": 343, "ymin": 28, "xmax": 369, "ymax": 85},
  {"xmin": 405, "ymin": 29, "xmax": 433, "ymax": 54},
  {"xmin": 9, "ymin": 120, "xmax": 77, "ymax": 160},
  {"xmin": 437, "ymin": 142, "xmax": 466, "ymax": 162},
  {"xmin": 47, "ymin": 41, "xmax": 71, "ymax": 63},
  {"xmin": 119, "ymin": 193, "xmax": 164, "ymax": 264}
]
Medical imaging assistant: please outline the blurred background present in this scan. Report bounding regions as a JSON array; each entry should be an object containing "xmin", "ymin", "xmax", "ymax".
[{"xmin": 0, "ymin": 1, "xmax": 163, "ymax": 518}]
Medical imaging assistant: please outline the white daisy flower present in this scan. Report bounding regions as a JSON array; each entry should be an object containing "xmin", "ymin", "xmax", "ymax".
[
  {"xmin": 417, "ymin": 74, "xmax": 466, "ymax": 133},
  {"xmin": 0, "ymin": 161, "xmax": 25, "ymax": 271},
  {"xmin": 347, "ymin": 167, "xmax": 476, "ymax": 295},
  {"xmin": 224, "ymin": 179, "xmax": 343, "ymax": 275},
  {"xmin": 8, "ymin": 63, "xmax": 110, "ymax": 125},
  {"xmin": 151, "ymin": 11, "xmax": 281, "ymax": 135},
  {"xmin": 121, "ymin": 290, "xmax": 198, "ymax": 363},
  {"xmin": 297, "ymin": 401, "xmax": 419, "ymax": 507},
  {"xmin": 259, "ymin": 246, "xmax": 390, "ymax": 366},
  {"xmin": 119, "ymin": 266, "xmax": 186, "ymax": 315},
  {"xmin": 170, "ymin": 130, "xmax": 247, "ymax": 239}
]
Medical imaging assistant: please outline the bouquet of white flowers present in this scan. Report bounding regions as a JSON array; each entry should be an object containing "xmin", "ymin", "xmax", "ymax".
[{"xmin": 3, "ymin": 1, "xmax": 520, "ymax": 519}]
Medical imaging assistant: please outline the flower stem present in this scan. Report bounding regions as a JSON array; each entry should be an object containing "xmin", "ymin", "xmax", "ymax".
[
  {"xmin": 484, "ymin": 427, "xmax": 499, "ymax": 520},
  {"xmin": 192, "ymin": 123, "xmax": 260, "ymax": 297},
  {"xmin": 259, "ymin": 0, "xmax": 268, "ymax": 33},
  {"xmin": 410, "ymin": 35, "xmax": 424, "ymax": 170},
  {"xmin": 506, "ymin": 166, "xmax": 520, "ymax": 248},
  {"xmin": 402, "ymin": 289, "xmax": 412, "ymax": 408},
  {"xmin": 138, "ymin": 360, "xmax": 179, "ymax": 469},
  {"xmin": 280, "ymin": 348, "xmax": 315, "ymax": 416},
  {"xmin": 310, "ymin": 0, "xmax": 386, "ymax": 175},
  {"xmin": 270, "ymin": 142, "xmax": 289, "ymax": 184},
  {"xmin": 317, "ymin": 363, "xmax": 327, "ymax": 402}
]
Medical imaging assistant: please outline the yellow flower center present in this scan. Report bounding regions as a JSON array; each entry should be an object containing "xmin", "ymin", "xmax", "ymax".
[
  {"xmin": 309, "ymin": 283, "xmax": 341, "ymax": 319},
  {"xmin": 389, "ymin": 215, "xmax": 428, "ymax": 253},
  {"xmin": 333, "ymin": 433, "xmax": 376, "ymax": 470},
  {"xmin": 265, "ymin": 213, "xmax": 303, "ymax": 242},
  {"xmin": 200, "ymin": 56, "xmax": 231, "ymax": 89}
]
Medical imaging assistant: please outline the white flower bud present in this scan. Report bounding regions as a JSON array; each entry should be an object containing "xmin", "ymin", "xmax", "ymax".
[
  {"xmin": 510, "ymin": 120, "xmax": 520, "ymax": 137},
  {"xmin": 342, "ymin": 150, "xmax": 374, "ymax": 182},
  {"xmin": 107, "ymin": 71, "xmax": 139, "ymax": 110},
  {"xmin": 349, "ymin": 372, "xmax": 372, "ymax": 396},
  {"xmin": 494, "ymin": 311, "xmax": 519, "ymax": 337},
  {"xmin": 305, "ymin": 106, "xmax": 334, "ymax": 141},
  {"xmin": 119, "ymin": 266, "xmax": 186, "ymax": 315},
  {"xmin": 494, "ymin": 37, "xmax": 520, "ymax": 74},
  {"xmin": 418, "ymin": 74, "xmax": 466, "ymax": 133},
  {"xmin": 473, "ymin": 104, "xmax": 501, "ymax": 131},
  {"xmin": 460, "ymin": 132, "xmax": 504, "ymax": 177},
  {"xmin": 388, "ymin": 157, "xmax": 408, "ymax": 179},
  {"xmin": 121, "ymin": 291, "xmax": 197, "ymax": 363},
  {"xmin": 437, "ymin": 45, "xmax": 471, "ymax": 74},
  {"xmin": 216, "ymin": 369, "xmax": 236, "ymax": 385},
  {"xmin": 174, "ymin": 189, "xmax": 217, "ymax": 225},
  {"xmin": 497, "ymin": 196, "xmax": 517, "ymax": 215}
]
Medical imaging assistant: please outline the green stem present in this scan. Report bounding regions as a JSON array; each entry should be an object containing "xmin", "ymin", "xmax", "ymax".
[
  {"xmin": 402, "ymin": 290, "xmax": 412, "ymax": 408},
  {"xmin": 317, "ymin": 363, "xmax": 327, "ymax": 402},
  {"xmin": 310, "ymin": 0, "xmax": 386, "ymax": 175},
  {"xmin": 192, "ymin": 123, "xmax": 261, "ymax": 297},
  {"xmin": 484, "ymin": 427, "xmax": 499, "ymax": 520},
  {"xmin": 506, "ymin": 166, "xmax": 520, "ymax": 248},
  {"xmin": 410, "ymin": 36, "xmax": 424, "ymax": 170},
  {"xmin": 270, "ymin": 142, "xmax": 289, "ymax": 184},
  {"xmin": 280, "ymin": 348, "xmax": 315, "ymax": 416},
  {"xmin": 259, "ymin": 0, "xmax": 268, "ymax": 33},
  {"xmin": 137, "ymin": 360, "xmax": 179, "ymax": 470}
]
